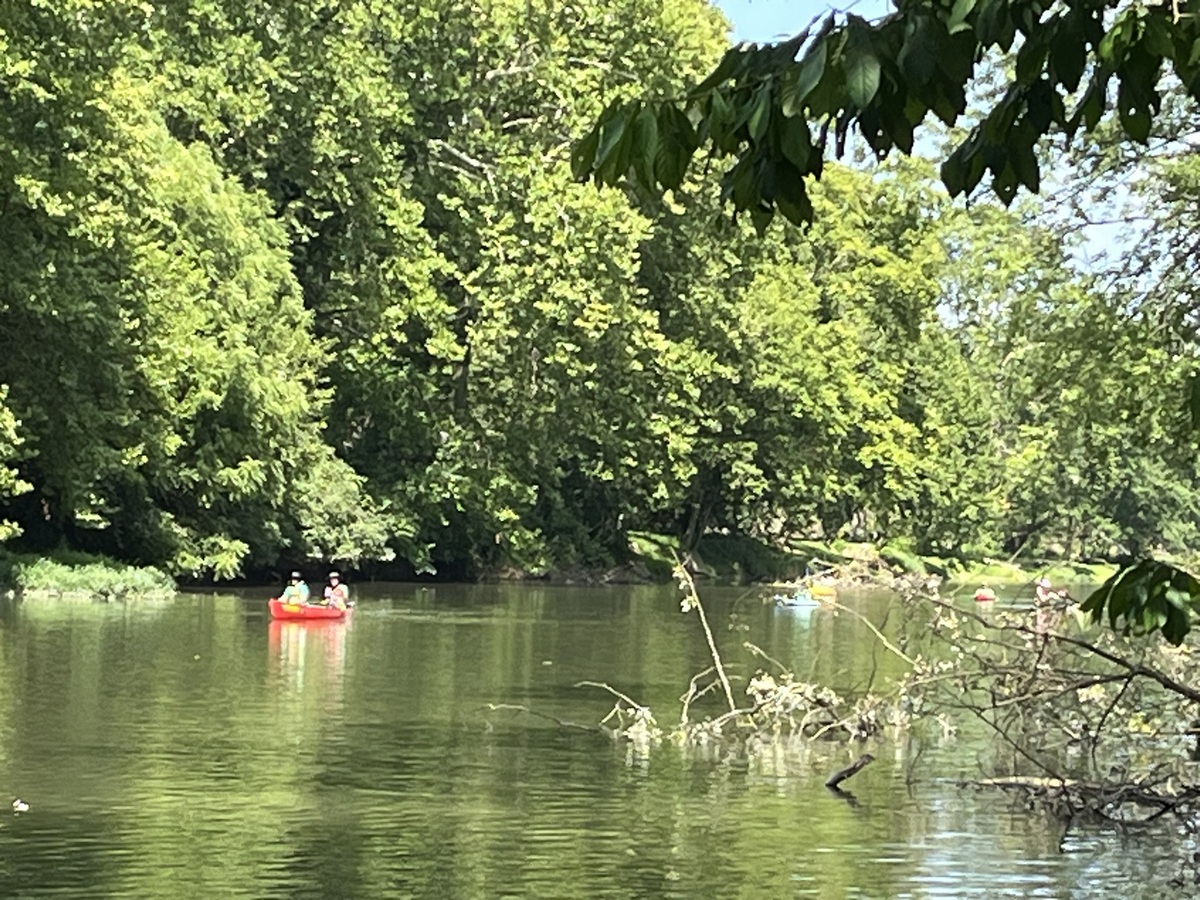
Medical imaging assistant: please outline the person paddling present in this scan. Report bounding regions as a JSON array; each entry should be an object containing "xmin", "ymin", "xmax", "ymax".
[
  {"xmin": 324, "ymin": 571, "xmax": 350, "ymax": 610},
  {"xmin": 281, "ymin": 571, "xmax": 310, "ymax": 605}
]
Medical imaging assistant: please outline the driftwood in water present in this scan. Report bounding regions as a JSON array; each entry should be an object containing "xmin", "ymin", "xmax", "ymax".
[
  {"xmin": 825, "ymin": 753, "xmax": 876, "ymax": 789},
  {"xmin": 962, "ymin": 774, "xmax": 1200, "ymax": 823},
  {"xmin": 483, "ymin": 703, "xmax": 609, "ymax": 735}
]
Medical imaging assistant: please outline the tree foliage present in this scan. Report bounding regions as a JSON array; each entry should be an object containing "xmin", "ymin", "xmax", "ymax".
[
  {"xmin": 0, "ymin": 0, "xmax": 1197, "ymax": 602},
  {"xmin": 0, "ymin": 0, "xmax": 389, "ymax": 577},
  {"xmin": 574, "ymin": 0, "xmax": 1200, "ymax": 227},
  {"xmin": 571, "ymin": 1, "xmax": 1200, "ymax": 638}
]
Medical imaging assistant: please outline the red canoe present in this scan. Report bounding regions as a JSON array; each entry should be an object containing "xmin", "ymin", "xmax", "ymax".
[{"xmin": 268, "ymin": 598, "xmax": 349, "ymax": 621}]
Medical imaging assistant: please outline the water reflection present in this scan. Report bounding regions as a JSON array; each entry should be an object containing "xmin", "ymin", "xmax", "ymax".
[
  {"xmin": 269, "ymin": 619, "xmax": 349, "ymax": 686},
  {"xmin": 0, "ymin": 586, "xmax": 1189, "ymax": 897}
]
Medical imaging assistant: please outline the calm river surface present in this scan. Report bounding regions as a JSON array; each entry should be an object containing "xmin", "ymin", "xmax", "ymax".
[{"xmin": 0, "ymin": 583, "xmax": 1187, "ymax": 897}]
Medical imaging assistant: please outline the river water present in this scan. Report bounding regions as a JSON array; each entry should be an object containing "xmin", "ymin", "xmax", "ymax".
[{"xmin": 0, "ymin": 583, "xmax": 1187, "ymax": 897}]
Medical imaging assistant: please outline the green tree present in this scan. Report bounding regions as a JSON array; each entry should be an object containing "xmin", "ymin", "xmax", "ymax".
[
  {"xmin": 0, "ymin": 3, "xmax": 389, "ymax": 576},
  {"xmin": 573, "ymin": 0, "xmax": 1200, "ymax": 638},
  {"xmin": 0, "ymin": 387, "xmax": 30, "ymax": 543},
  {"xmin": 132, "ymin": 0, "xmax": 733, "ymax": 573}
]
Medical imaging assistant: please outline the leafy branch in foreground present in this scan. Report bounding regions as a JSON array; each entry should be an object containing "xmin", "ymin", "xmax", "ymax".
[
  {"xmin": 574, "ymin": 0, "xmax": 1200, "ymax": 228},
  {"xmin": 1081, "ymin": 558, "xmax": 1200, "ymax": 645}
]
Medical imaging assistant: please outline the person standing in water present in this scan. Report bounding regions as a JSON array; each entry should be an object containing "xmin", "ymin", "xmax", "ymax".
[{"xmin": 1035, "ymin": 577, "xmax": 1069, "ymax": 605}]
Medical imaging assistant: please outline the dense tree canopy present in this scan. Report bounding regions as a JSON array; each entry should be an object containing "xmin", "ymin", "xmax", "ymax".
[
  {"xmin": 0, "ymin": 0, "xmax": 1197, "ymax": 599},
  {"xmin": 571, "ymin": 0, "xmax": 1200, "ymax": 637}
]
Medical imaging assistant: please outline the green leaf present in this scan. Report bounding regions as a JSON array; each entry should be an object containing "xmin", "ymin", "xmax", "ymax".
[
  {"xmin": 726, "ymin": 154, "xmax": 758, "ymax": 210},
  {"xmin": 1015, "ymin": 29, "xmax": 1048, "ymax": 85},
  {"xmin": 929, "ymin": 84, "xmax": 965, "ymax": 125},
  {"xmin": 991, "ymin": 156, "xmax": 1019, "ymax": 205},
  {"xmin": 1164, "ymin": 604, "xmax": 1190, "ymax": 645},
  {"xmin": 706, "ymin": 90, "xmax": 739, "ymax": 153},
  {"xmin": 1066, "ymin": 70, "xmax": 1108, "ymax": 137},
  {"xmin": 1050, "ymin": 13, "xmax": 1087, "ymax": 92},
  {"xmin": 843, "ymin": 20, "xmax": 881, "ymax": 108},
  {"xmin": 1085, "ymin": 561, "xmax": 1200, "ymax": 645},
  {"xmin": 773, "ymin": 160, "xmax": 813, "ymax": 225},
  {"xmin": 654, "ymin": 141, "xmax": 690, "ymax": 192},
  {"xmin": 937, "ymin": 30, "xmax": 976, "ymax": 86},
  {"xmin": 898, "ymin": 15, "xmax": 938, "ymax": 89},
  {"xmin": 592, "ymin": 104, "xmax": 632, "ymax": 183},
  {"xmin": 1141, "ymin": 13, "xmax": 1174, "ymax": 59},
  {"xmin": 1117, "ymin": 80, "xmax": 1152, "ymax": 142},
  {"xmin": 1098, "ymin": 13, "xmax": 1137, "ymax": 66},
  {"xmin": 778, "ymin": 113, "xmax": 813, "ymax": 172},
  {"xmin": 941, "ymin": 134, "xmax": 986, "ymax": 197},
  {"xmin": 975, "ymin": 0, "xmax": 1012, "ymax": 48},
  {"xmin": 1024, "ymin": 79, "xmax": 1055, "ymax": 133},
  {"xmin": 941, "ymin": 150, "xmax": 965, "ymax": 197},
  {"xmin": 1165, "ymin": 586, "xmax": 1192, "ymax": 612},
  {"xmin": 750, "ymin": 205, "xmax": 773, "ymax": 235},
  {"xmin": 747, "ymin": 81, "xmax": 773, "ymax": 143},
  {"xmin": 947, "ymin": 0, "xmax": 977, "ymax": 33},
  {"xmin": 631, "ymin": 105, "xmax": 659, "ymax": 189},
  {"xmin": 782, "ymin": 38, "xmax": 829, "ymax": 116},
  {"xmin": 654, "ymin": 105, "xmax": 695, "ymax": 191},
  {"xmin": 879, "ymin": 97, "xmax": 915, "ymax": 154},
  {"xmin": 570, "ymin": 125, "xmax": 600, "ymax": 181},
  {"xmin": 708, "ymin": 88, "xmax": 732, "ymax": 130},
  {"xmin": 690, "ymin": 45, "xmax": 747, "ymax": 97}
]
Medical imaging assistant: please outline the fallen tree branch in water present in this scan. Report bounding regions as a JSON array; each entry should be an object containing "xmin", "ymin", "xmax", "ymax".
[
  {"xmin": 960, "ymin": 773, "xmax": 1200, "ymax": 824},
  {"xmin": 491, "ymin": 582, "xmax": 921, "ymax": 769},
  {"xmin": 575, "ymin": 680, "xmax": 645, "ymax": 710},
  {"xmin": 679, "ymin": 665, "xmax": 721, "ymax": 728},
  {"xmin": 825, "ymin": 753, "xmax": 876, "ymax": 789},
  {"xmin": 575, "ymin": 681, "xmax": 662, "ymax": 747},
  {"xmin": 483, "ymin": 703, "xmax": 609, "ymax": 734}
]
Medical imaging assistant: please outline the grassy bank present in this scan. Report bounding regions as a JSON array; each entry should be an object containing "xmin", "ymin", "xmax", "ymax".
[{"xmin": 0, "ymin": 551, "xmax": 176, "ymax": 601}]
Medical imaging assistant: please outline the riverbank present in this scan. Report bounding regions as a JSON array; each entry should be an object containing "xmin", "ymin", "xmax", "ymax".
[
  {"xmin": 0, "ymin": 535, "xmax": 1119, "ymax": 597},
  {"xmin": 0, "ymin": 551, "xmax": 176, "ymax": 601},
  {"xmin": 537, "ymin": 532, "xmax": 1119, "ymax": 589}
]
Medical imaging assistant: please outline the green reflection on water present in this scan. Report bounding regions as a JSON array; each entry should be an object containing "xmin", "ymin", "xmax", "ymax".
[{"xmin": 0, "ymin": 587, "xmax": 1176, "ymax": 897}]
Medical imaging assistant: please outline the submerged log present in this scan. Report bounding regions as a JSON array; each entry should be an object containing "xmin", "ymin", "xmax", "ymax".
[
  {"xmin": 825, "ymin": 753, "xmax": 876, "ymax": 789},
  {"xmin": 973, "ymin": 776, "xmax": 1078, "ymax": 789}
]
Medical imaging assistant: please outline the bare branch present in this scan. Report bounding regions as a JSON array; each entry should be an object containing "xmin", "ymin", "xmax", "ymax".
[
  {"xmin": 673, "ymin": 552, "xmax": 738, "ymax": 713},
  {"xmin": 575, "ymin": 680, "xmax": 646, "ymax": 710},
  {"xmin": 823, "ymin": 597, "xmax": 914, "ymax": 665},
  {"xmin": 678, "ymin": 666, "xmax": 720, "ymax": 727},
  {"xmin": 482, "ymin": 703, "xmax": 608, "ymax": 734},
  {"xmin": 825, "ymin": 753, "xmax": 876, "ymax": 789},
  {"xmin": 427, "ymin": 139, "xmax": 493, "ymax": 173},
  {"xmin": 484, "ymin": 63, "xmax": 539, "ymax": 80}
]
